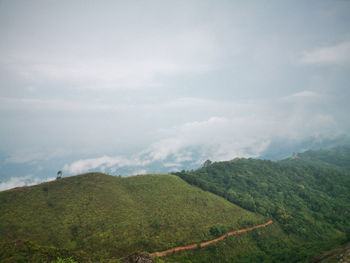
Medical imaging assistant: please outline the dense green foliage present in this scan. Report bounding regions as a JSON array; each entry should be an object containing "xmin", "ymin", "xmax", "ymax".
[
  {"xmin": 173, "ymin": 146, "xmax": 350, "ymax": 261},
  {"xmin": 0, "ymin": 173, "xmax": 263, "ymax": 261}
]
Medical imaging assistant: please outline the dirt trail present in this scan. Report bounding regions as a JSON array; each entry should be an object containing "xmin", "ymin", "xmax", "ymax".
[{"xmin": 149, "ymin": 219, "xmax": 273, "ymax": 258}]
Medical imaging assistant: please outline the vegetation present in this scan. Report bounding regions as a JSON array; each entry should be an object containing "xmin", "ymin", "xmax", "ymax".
[
  {"xmin": 172, "ymin": 146, "xmax": 350, "ymax": 262},
  {"xmin": 0, "ymin": 240, "xmax": 88, "ymax": 263},
  {"xmin": 0, "ymin": 173, "xmax": 263, "ymax": 261},
  {"xmin": 164, "ymin": 223, "xmax": 344, "ymax": 263}
]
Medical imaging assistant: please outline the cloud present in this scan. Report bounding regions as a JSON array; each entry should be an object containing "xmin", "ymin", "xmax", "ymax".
[
  {"xmin": 0, "ymin": 175, "xmax": 55, "ymax": 191},
  {"xmin": 3, "ymin": 25, "xmax": 218, "ymax": 90},
  {"xmin": 144, "ymin": 116, "xmax": 274, "ymax": 162},
  {"xmin": 2, "ymin": 1, "xmax": 350, "ymax": 187},
  {"xmin": 63, "ymin": 155, "xmax": 151, "ymax": 175},
  {"xmin": 131, "ymin": 169, "xmax": 147, "ymax": 176},
  {"xmin": 63, "ymin": 116, "xmax": 264, "ymax": 175},
  {"xmin": 144, "ymin": 107, "xmax": 341, "ymax": 162},
  {"xmin": 289, "ymin": 90, "xmax": 319, "ymax": 98},
  {"xmin": 0, "ymin": 96, "xmax": 220, "ymax": 113},
  {"xmin": 0, "ymin": 97, "xmax": 121, "ymax": 113},
  {"xmin": 7, "ymin": 56, "xmax": 213, "ymax": 90},
  {"xmin": 281, "ymin": 90, "xmax": 322, "ymax": 103},
  {"xmin": 299, "ymin": 40, "xmax": 350, "ymax": 65},
  {"xmin": 62, "ymin": 90, "xmax": 345, "ymax": 176}
]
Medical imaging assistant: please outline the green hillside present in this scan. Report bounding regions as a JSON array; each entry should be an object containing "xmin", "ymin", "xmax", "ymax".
[
  {"xmin": 0, "ymin": 173, "xmax": 264, "ymax": 262},
  {"xmin": 174, "ymin": 146, "xmax": 350, "ymax": 262}
]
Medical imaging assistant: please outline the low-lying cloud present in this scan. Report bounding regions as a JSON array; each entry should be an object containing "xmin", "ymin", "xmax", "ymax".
[{"xmin": 64, "ymin": 92, "xmax": 343, "ymax": 175}]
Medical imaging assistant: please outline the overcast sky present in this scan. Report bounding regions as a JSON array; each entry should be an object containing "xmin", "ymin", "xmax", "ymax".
[{"xmin": 1, "ymin": 0, "xmax": 350, "ymax": 188}]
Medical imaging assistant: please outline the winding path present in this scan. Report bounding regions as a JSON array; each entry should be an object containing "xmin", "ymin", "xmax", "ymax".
[{"xmin": 149, "ymin": 219, "xmax": 273, "ymax": 258}]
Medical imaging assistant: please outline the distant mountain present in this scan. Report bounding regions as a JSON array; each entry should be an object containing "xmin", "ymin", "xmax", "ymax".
[
  {"xmin": 259, "ymin": 136, "xmax": 350, "ymax": 161},
  {"xmin": 285, "ymin": 145, "xmax": 350, "ymax": 171}
]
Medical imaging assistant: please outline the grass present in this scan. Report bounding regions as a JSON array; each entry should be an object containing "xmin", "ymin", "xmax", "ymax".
[
  {"xmin": 0, "ymin": 240, "xmax": 89, "ymax": 263},
  {"xmin": 0, "ymin": 173, "xmax": 264, "ymax": 261}
]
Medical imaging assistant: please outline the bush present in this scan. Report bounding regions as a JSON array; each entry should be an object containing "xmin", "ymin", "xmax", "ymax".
[
  {"xmin": 210, "ymin": 225, "xmax": 221, "ymax": 237},
  {"xmin": 42, "ymin": 186, "xmax": 49, "ymax": 194}
]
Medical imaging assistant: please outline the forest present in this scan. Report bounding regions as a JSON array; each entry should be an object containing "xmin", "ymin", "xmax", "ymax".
[{"xmin": 171, "ymin": 146, "xmax": 350, "ymax": 262}]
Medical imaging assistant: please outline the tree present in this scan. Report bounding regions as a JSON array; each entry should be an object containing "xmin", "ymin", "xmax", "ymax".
[
  {"xmin": 210, "ymin": 225, "xmax": 221, "ymax": 237},
  {"xmin": 203, "ymin": 160, "xmax": 212, "ymax": 167},
  {"xmin": 57, "ymin": 170, "xmax": 62, "ymax": 179}
]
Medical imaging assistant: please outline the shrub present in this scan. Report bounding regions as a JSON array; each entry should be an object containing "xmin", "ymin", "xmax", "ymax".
[
  {"xmin": 210, "ymin": 225, "xmax": 221, "ymax": 237},
  {"xmin": 42, "ymin": 186, "xmax": 49, "ymax": 194}
]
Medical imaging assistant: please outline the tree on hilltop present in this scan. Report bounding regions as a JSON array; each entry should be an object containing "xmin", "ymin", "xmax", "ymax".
[
  {"xmin": 203, "ymin": 160, "xmax": 212, "ymax": 167},
  {"xmin": 56, "ymin": 170, "xmax": 62, "ymax": 179}
]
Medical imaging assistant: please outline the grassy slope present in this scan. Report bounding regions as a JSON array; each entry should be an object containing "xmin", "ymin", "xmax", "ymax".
[{"xmin": 0, "ymin": 173, "xmax": 264, "ymax": 261}]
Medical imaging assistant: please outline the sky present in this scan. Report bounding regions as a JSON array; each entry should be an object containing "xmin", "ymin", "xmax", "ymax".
[{"xmin": 1, "ymin": 0, "xmax": 350, "ymax": 190}]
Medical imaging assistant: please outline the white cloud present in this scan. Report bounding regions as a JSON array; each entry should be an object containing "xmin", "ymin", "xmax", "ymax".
[
  {"xmin": 282, "ymin": 90, "xmax": 322, "ymax": 103},
  {"xmin": 290, "ymin": 90, "xmax": 319, "ymax": 98},
  {"xmin": 131, "ymin": 169, "xmax": 147, "ymax": 176},
  {"xmin": 10, "ymin": 57, "xmax": 213, "ymax": 90},
  {"xmin": 0, "ymin": 97, "xmax": 120, "ymax": 113},
  {"xmin": 62, "ymin": 94, "xmax": 342, "ymax": 176},
  {"xmin": 0, "ymin": 175, "xmax": 55, "ymax": 191},
  {"xmin": 0, "ymin": 96, "xmax": 221, "ymax": 113},
  {"xmin": 4, "ymin": 26, "xmax": 218, "ymax": 90},
  {"xmin": 1, "ymin": 1, "xmax": 350, "ymax": 189},
  {"xmin": 144, "ymin": 116, "xmax": 272, "ymax": 162},
  {"xmin": 63, "ymin": 155, "xmax": 152, "ymax": 174},
  {"xmin": 61, "ymin": 116, "xmax": 262, "ymax": 174},
  {"xmin": 300, "ymin": 40, "xmax": 350, "ymax": 65}
]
